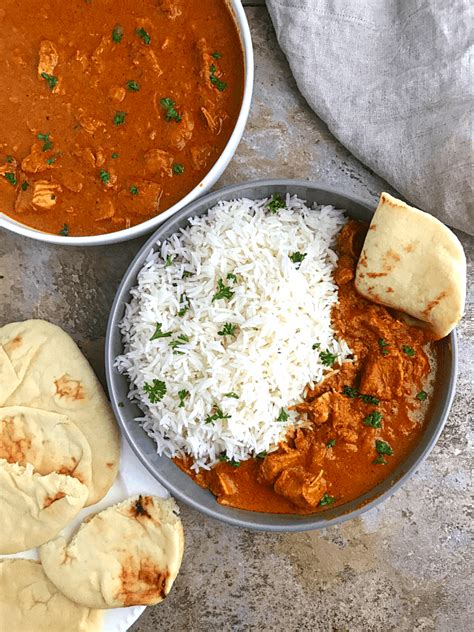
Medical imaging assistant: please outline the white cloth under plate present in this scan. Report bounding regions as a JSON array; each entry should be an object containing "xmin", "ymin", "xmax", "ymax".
[{"xmin": 266, "ymin": 0, "xmax": 473, "ymax": 234}]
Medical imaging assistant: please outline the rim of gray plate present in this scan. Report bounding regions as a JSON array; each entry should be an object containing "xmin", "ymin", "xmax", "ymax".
[{"xmin": 105, "ymin": 179, "xmax": 458, "ymax": 532}]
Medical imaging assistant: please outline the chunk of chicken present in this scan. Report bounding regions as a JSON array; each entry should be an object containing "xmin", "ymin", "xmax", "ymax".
[
  {"xmin": 191, "ymin": 145, "xmax": 212, "ymax": 170},
  {"xmin": 360, "ymin": 351, "xmax": 404, "ymax": 400},
  {"xmin": 274, "ymin": 467, "xmax": 327, "ymax": 510},
  {"xmin": 258, "ymin": 449, "xmax": 302, "ymax": 485},
  {"xmin": 329, "ymin": 393, "xmax": 359, "ymax": 445},
  {"xmin": 158, "ymin": 0, "xmax": 182, "ymax": 18},
  {"xmin": 117, "ymin": 180, "xmax": 163, "ymax": 217},
  {"xmin": 169, "ymin": 111, "xmax": 194, "ymax": 151},
  {"xmin": 21, "ymin": 145, "xmax": 49, "ymax": 174},
  {"xmin": 144, "ymin": 149, "xmax": 173, "ymax": 177},
  {"xmin": 38, "ymin": 40, "xmax": 59, "ymax": 77},
  {"xmin": 31, "ymin": 180, "xmax": 62, "ymax": 210},
  {"xmin": 77, "ymin": 111, "xmax": 105, "ymax": 135},
  {"xmin": 333, "ymin": 255, "xmax": 355, "ymax": 285},
  {"xmin": 295, "ymin": 392, "xmax": 331, "ymax": 425},
  {"xmin": 201, "ymin": 107, "xmax": 223, "ymax": 134},
  {"xmin": 109, "ymin": 86, "xmax": 126, "ymax": 103},
  {"xmin": 209, "ymin": 471, "xmax": 238, "ymax": 498},
  {"xmin": 60, "ymin": 169, "xmax": 84, "ymax": 193},
  {"xmin": 95, "ymin": 197, "xmax": 115, "ymax": 222}
]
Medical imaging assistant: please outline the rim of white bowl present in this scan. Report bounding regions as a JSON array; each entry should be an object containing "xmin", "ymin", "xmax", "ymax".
[{"xmin": 0, "ymin": 1, "xmax": 254, "ymax": 247}]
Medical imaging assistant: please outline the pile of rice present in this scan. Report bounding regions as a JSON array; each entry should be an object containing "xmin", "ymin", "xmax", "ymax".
[{"xmin": 116, "ymin": 195, "xmax": 351, "ymax": 470}]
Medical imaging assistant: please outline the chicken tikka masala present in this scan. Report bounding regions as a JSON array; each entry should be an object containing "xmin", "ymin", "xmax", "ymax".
[
  {"xmin": 0, "ymin": 0, "xmax": 244, "ymax": 236},
  {"xmin": 176, "ymin": 219, "xmax": 437, "ymax": 514}
]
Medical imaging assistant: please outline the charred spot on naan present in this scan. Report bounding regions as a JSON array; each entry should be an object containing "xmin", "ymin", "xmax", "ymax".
[
  {"xmin": 54, "ymin": 374, "xmax": 85, "ymax": 401},
  {"xmin": 119, "ymin": 559, "xmax": 170, "ymax": 606},
  {"xmin": 43, "ymin": 491, "xmax": 66, "ymax": 509},
  {"xmin": 0, "ymin": 416, "xmax": 33, "ymax": 463},
  {"xmin": 131, "ymin": 495, "xmax": 153, "ymax": 519}
]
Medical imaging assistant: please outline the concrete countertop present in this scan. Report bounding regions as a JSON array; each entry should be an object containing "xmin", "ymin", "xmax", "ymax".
[{"xmin": 0, "ymin": 5, "xmax": 472, "ymax": 632}]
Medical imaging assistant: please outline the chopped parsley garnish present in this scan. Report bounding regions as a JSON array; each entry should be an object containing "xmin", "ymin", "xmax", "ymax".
[
  {"xmin": 319, "ymin": 493, "xmax": 336, "ymax": 507},
  {"xmin": 375, "ymin": 439, "xmax": 393, "ymax": 456},
  {"xmin": 209, "ymin": 66, "xmax": 227, "ymax": 92},
  {"xmin": 226, "ymin": 272, "xmax": 237, "ymax": 283},
  {"xmin": 212, "ymin": 278, "xmax": 234, "ymax": 302},
  {"xmin": 224, "ymin": 392, "xmax": 239, "ymax": 399},
  {"xmin": 3, "ymin": 173, "xmax": 16, "ymax": 186},
  {"xmin": 178, "ymin": 389, "xmax": 189, "ymax": 408},
  {"xmin": 378, "ymin": 338, "xmax": 390, "ymax": 356},
  {"xmin": 99, "ymin": 169, "xmax": 110, "ymax": 185},
  {"xmin": 402, "ymin": 345, "xmax": 416, "ymax": 357},
  {"xmin": 289, "ymin": 251, "xmax": 307, "ymax": 267},
  {"xmin": 118, "ymin": 402, "xmax": 125, "ymax": 408},
  {"xmin": 218, "ymin": 323, "xmax": 237, "ymax": 337},
  {"xmin": 170, "ymin": 334, "xmax": 190, "ymax": 353},
  {"xmin": 112, "ymin": 24, "xmax": 124, "ymax": 43},
  {"xmin": 150, "ymin": 322, "xmax": 172, "ymax": 341},
  {"xmin": 182, "ymin": 270, "xmax": 193, "ymax": 278},
  {"xmin": 373, "ymin": 455, "xmax": 387, "ymax": 465},
  {"xmin": 342, "ymin": 385, "xmax": 359, "ymax": 398},
  {"xmin": 113, "ymin": 111, "xmax": 127, "ymax": 126},
  {"xmin": 165, "ymin": 254, "xmax": 174, "ymax": 267},
  {"xmin": 267, "ymin": 192, "xmax": 285, "ymax": 213},
  {"xmin": 363, "ymin": 411, "xmax": 383, "ymax": 428},
  {"xmin": 41, "ymin": 72, "xmax": 58, "ymax": 91},
  {"xmin": 327, "ymin": 438, "xmax": 336, "ymax": 448},
  {"xmin": 177, "ymin": 294, "xmax": 189, "ymax": 317},
  {"xmin": 256, "ymin": 451, "xmax": 267, "ymax": 459},
  {"xmin": 47, "ymin": 156, "xmax": 58, "ymax": 165},
  {"xmin": 37, "ymin": 132, "xmax": 52, "ymax": 152},
  {"xmin": 312, "ymin": 342, "xmax": 321, "ymax": 350},
  {"xmin": 5, "ymin": 155, "xmax": 13, "ymax": 163},
  {"xmin": 211, "ymin": 51, "xmax": 222, "ymax": 59},
  {"xmin": 416, "ymin": 390, "xmax": 428, "ymax": 401},
  {"xmin": 160, "ymin": 97, "xmax": 182, "ymax": 122},
  {"xmin": 130, "ymin": 185, "xmax": 139, "ymax": 195},
  {"xmin": 21, "ymin": 181, "xmax": 29, "ymax": 191},
  {"xmin": 359, "ymin": 394, "xmax": 380, "ymax": 405},
  {"xmin": 58, "ymin": 224, "xmax": 69, "ymax": 236},
  {"xmin": 111, "ymin": 152, "xmax": 119, "ymax": 159},
  {"xmin": 143, "ymin": 379, "xmax": 166, "ymax": 403},
  {"xmin": 172, "ymin": 163, "xmax": 184, "ymax": 175},
  {"xmin": 205, "ymin": 407, "xmax": 231, "ymax": 424},
  {"xmin": 276, "ymin": 408, "xmax": 289, "ymax": 422},
  {"xmin": 136, "ymin": 27, "xmax": 151, "ymax": 45},
  {"xmin": 320, "ymin": 350, "xmax": 337, "ymax": 367},
  {"xmin": 126, "ymin": 80, "xmax": 140, "ymax": 92}
]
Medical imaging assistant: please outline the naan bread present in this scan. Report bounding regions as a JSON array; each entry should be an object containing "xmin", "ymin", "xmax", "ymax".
[
  {"xmin": 0, "ymin": 320, "xmax": 120, "ymax": 504},
  {"xmin": 355, "ymin": 193, "xmax": 466, "ymax": 339},
  {"xmin": 0, "ymin": 459, "xmax": 88, "ymax": 554},
  {"xmin": 0, "ymin": 559, "xmax": 102, "ymax": 632},
  {"xmin": 0, "ymin": 405, "xmax": 92, "ymax": 497},
  {"xmin": 40, "ymin": 495, "xmax": 184, "ymax": 609}
]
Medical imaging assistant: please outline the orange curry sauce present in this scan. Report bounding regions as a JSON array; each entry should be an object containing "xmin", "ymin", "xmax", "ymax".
[
  {"xmin": 0, "ymin": 0, "xmax": 244, "ymax": 236},
  {"xmin": 176, "ymin": 220, "xmax": 437, "ymax": 514}
]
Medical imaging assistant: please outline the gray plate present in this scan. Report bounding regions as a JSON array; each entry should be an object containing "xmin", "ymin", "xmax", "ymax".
[{"xmin": 105, "ymin": 179, "xmax": 458, "ymax": 532}]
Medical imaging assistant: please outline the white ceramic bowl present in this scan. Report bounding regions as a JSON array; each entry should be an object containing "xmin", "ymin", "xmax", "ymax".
[{"xmin": 0, "ymin": 1, "xmax": 254, "ymax": 246}]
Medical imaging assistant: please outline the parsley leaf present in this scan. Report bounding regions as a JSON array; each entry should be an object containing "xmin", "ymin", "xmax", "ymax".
[
  {"xmin": 112, "ymin": 24, "xmax": 124, "ymax": 43},
  {"xmin": 256, "ymin": 451, "xmax": 267, "ymax": 459},
  {"xmin": 99, "ymin": 169, "xmax": 110, "ymax": 185},
  {"xmin": 319, "ymin": 493, "xmax": 336, "ymax": 507},
  {"xmin": 178, "ymin": 389, "xmax": 189, "ymax": 408},
  {"xmin": 363, "ymin": 411, "xmax": 383, "ymax": 428},
  {"xmin": 402, "ymin": 345, "xmax": 416, "ymax": 357},
  {"xmin": 170, "ymin": 334, "xmax": 190, "ymax": 353},
  {"xmin": 212, "ymin": 278, "xmax": 234, "ymax": 302},
  {"xmin": 226, "ymin": 272, "xmax": 237, "ymax": 283},
  {"xmin": 59, "ymin": 223, "xmax": 69, "ymax": 236},
  {"xmin": 111, "ymin": 152, "xmax": 119, "ymax": 159},
  {"xmin": 178, "ymin": 294, "xmax": 189, "ymax": 317},
  {"xmin": 218, "ymin": 454, "xmax": 240, "ymax": 467},
  {"xmin": 150, "ymin": 322, "xmax": 172, "ymax": 340},
  {"xmin": 143, "ymin": 379, "xmax": 166, "ymax": 403},
  {"xmin": 126, "ymin": 80, "xmax": 140, "ymax": 92},
  {"xmin": 320, "ymin": 350, "xmax": 337, "ymax": 367},
  {"xmin": 206, "ymin": 407, "xmax": 231, "ymax": 424},
  {"xmin": 224, "ymin": 392, "xmax": 239, "ymax": 399},
  {"xmin": 136, "ymin": 27, "xmax": 151, "ymax": 45},
  {"xmin": 267, "ymin": 193, "xmax": 285, "ymax": 213},
  {"xmin": 289, "ymin": 251, "xmax": 307, "ymax": 267},
  {"xmin": 130, "ymin": 185, "xmax": 139, "ymax": 196},
  {"xmin": 210, "ymin": 72, "xmax": 227, "ymax": 92},
  {"xmin": 41, "ymin": 72, "xmax": 58, "ymax": 91},
  {"xmin": 375, "ymin": 439, "xmax": 393, "ymax": 456},
  {"xmin": 218, "ymin": 323, "xmax": 237, "ymax": 337},
  {"xmin": 276, "ymin": 408, "xmax": 289, "ymax": 422},
  {"xmin": 416, "ymin": 390, "xmax": 428, "ymax": 401},
  {"xmin": 160, "ymin": 97, "xmax": 182, "ymax": 122},
  {"xmin": 5, "ymin": 155, "xmax": 13, "ymax": 163},
  {"xmin": 21, "ymin": 181, "xmax": 29, "ymax": 191},
  {"xmin": 37, "ymin": 132, "xmax": 53, "ymax": 152},
  {"xmin": 113, "ymin": 111, "xmax": 126, "ymax": 126},
  {"xmin": 373, "ymin": 455, "xmax": 387, "ymax": 465},
  {"xmin": 378, "ymin": 338, "xmax": 390, "ymax": 356},
  {"xmin": 327, "ymin": 438, "xmax": 336, "ymax": 448},
  {"xmin": 359, "ymin": 394, "xmax": 380, "ymax": 405},
  {"xmin": 3, "ymin": 173, "xmax": 17, "ymax": 186},
  {"xmin": 342, "ymin": 385, "xmax": 359, "ymax": 398},
  {"xmin": 172, "ymin": 163, "xmax": 184, "ymax": 175},
  {"xmin": 211, "ymin": 51, "xmax": 222, "ymax": 59},
  {"xmin": 312, "ymin": 342, "xmax": 321, "ymax": 350}
]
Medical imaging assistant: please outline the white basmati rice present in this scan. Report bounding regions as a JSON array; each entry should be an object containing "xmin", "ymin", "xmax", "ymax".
[{"xmin": 116, "ymin": 195, "xmax": 352, "ymax": 470}]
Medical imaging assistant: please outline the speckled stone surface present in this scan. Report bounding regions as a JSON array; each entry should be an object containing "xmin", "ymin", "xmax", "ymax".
[{"xmin": 0, "ymin": 6, "xmax": 472, "ymax": 632}]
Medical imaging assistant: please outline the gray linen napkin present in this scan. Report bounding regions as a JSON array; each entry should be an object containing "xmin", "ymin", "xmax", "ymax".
[{"xmin": 266, "ymin": 0, "xmax": 473, "ymax": 234}]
